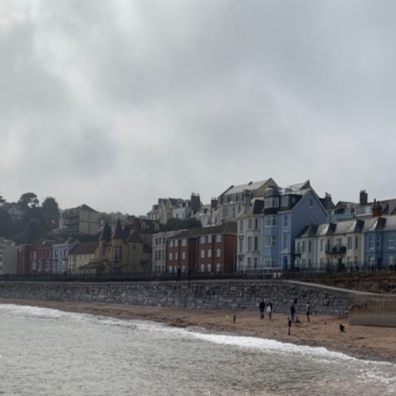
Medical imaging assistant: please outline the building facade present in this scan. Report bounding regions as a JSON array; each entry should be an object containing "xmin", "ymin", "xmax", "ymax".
[
  {"xmin": 152, "ymin": 230, "xmax": 181, "ymax": 274},
  {"xmin": 59, "ymin": 204, "xmax": 100, "ymax": 235},
  {"xmin": 217, "ymin": 178, "xmax": 277, "ymax": 224},
  {"xmin": 52, "ymin": 240, "xmax": 78, "ymax": 274},
  {"xmin": 166, "ymin": 222, "xmax": 237, "ymax": 274}
]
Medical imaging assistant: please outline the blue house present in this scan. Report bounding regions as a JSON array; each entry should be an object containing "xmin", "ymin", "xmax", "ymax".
[
  {"xmin": 364, "ymin": 215, "xmax": 396, "ymax": 269},
  {"xmin": 261, "ymin": 181, "xmax": 329, "ymax": 271}
]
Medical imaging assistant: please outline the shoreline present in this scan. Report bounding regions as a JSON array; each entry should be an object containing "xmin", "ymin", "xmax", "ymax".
[{"xmin": 1, "ymin": 298, "xmax": 395, "ymax": 363}]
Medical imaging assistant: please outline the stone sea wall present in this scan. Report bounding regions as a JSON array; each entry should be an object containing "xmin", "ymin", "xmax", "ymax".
[
  {"xmin": 349, "ymin": 294, "xmax": 396, "ymax": 327},
  {"xmin": 0, "ymin": 280, "xmax": 351, "ymax": 316}
]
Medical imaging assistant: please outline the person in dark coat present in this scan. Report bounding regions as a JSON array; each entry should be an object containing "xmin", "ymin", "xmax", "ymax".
[
  {"xmin": 290, "ymin": 302, "xmax": 296, "ymax": 323},
  {"xmin": 259, "ymin": 300, "xmax": 265, "ymax": 319}
]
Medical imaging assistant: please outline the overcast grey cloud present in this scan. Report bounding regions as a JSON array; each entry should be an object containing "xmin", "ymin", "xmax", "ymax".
[{"xmin": 1, "ymin": 0, "xmax": 396, "ymax": 213}]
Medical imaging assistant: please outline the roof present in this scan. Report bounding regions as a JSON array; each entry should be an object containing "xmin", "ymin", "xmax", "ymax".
[
  {"xmin": 366, "ymin": 215, "xmax": 396, "ymax": 232},
  {"xmin": 112, "ymin": 219, "xmax": 123, "ymax": 239},
  {"xmin": 297, "ymin": 224, "xmax": 319, "ymax": 238},
  {"xmin": 70, "ymin": 242, "xmax": 98, "ymax": 255},
  {"xmin": 298, "ymin": 218, "xmax": 378, "ymax": 239},
  {"xmin": 170, "ymin": 222, "xmax": 237, "ymax": 239},
  {"xmin": 219, "ymin": 178, "xmax": 275, "ymax": 197}
]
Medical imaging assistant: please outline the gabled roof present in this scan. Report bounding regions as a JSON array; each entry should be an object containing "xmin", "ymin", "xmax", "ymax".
[
  {"xmin": 219, "ymin": 178, "xmax": 276, "ymax": 197},
  {"xmin": 297, "ymin": 224, "xmax": 319, "ymax": 238},
  {"xmin": 112, "ymin": 220, "xmax": 123, "ymax": 239},
  {"xmin": 99, "ymin": 223, "xmax": 112, "ymax": 241},
  {"xmin": 70, "ymin": 242, "xmax": 98, "ymax": 255}
]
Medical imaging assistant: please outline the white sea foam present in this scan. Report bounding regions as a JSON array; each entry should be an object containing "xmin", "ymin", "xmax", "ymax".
[{"xmin": 1, "ymin": 303, "xmax": 394, "ymax": 370}]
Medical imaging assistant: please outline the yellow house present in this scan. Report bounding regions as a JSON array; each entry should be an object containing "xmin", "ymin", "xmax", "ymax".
[{"xmin": 96, "ymin": 220, "xmax": 152, "ymax": 274}]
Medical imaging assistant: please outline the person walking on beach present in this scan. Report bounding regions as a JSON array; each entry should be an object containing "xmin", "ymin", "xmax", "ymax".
[
  {"xmin": 290, "ymin": 302, "xmax": 296, "ymax": 323},
  {"xmin": 306, "ymin": 301, "xmax": 311, "ymax": 323},
  {"xmin": 259, "ymin": 300, "xmax": 265, "ymax": 319},
  {"xmin": 288, "ymin": 317, "xmax": 292, "ymax": 336},
  {"xmin": 266, "ymin": 301, "xmax": 272, "ymax": 319}
]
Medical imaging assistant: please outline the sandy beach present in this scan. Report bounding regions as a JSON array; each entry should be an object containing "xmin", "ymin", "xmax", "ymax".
[{"xmin": 1, "ymin": 298, "xmax": 395, "ymax": 363}]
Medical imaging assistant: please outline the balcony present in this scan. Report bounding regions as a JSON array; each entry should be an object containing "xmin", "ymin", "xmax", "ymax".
[{"xmin": 325, "ymin": 246, "xmax": 347, "ymax": 256}]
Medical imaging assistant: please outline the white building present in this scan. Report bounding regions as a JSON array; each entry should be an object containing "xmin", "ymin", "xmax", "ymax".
[
  {"xmin": 0, "ymin": 238, "xmax": 17, "ymax": 275},
  {"xmin": 151, "ymin": 230, "xmax": 183, "ymax": 274},
  {"xmin": 217, "ymin": 178, "xmax": 277, "ymax": 224}
]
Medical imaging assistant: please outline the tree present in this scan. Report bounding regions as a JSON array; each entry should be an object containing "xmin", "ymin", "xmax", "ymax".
[
  {"xmin": 42, "ymin": 197, "xmax": 60, "ymax": 230},
  {"xmin": 164, "ymin": 217, "xmax": 202, "ymax": 231},
  {"xmin": 0, "ymin": 209, "xmax": 12, "ymax": 237},
  {"xmin": 18, "ymin": 192, "xmax": 39, "ymax": 210}
]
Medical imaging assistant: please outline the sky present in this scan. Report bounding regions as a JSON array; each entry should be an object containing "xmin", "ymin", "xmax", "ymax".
[{"xmin": 1, "ymin": 0, "xmax": 396, "ymax": 215}]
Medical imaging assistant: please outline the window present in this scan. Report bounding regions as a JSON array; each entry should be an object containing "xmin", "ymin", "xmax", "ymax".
[
  {"xmin": 216, "ymin": 263, "xmax": 221, "ymax": 272},
  {"xmin": 284, "ymin": 215, "xmax": 289, "ymax": 227},
  {"xmin": 207, "ymin": 263, "xmax": 212, "ymax": 272},
  {"xmin": 376, "ymin": 235, "xmax": 381, "ymax": 249},
  {"xmin": 248, "ymin": 218, "xmax": 253, "ymax": 229},
  {"xmin": 389, "ymin": 256, "xmax": 395, "ymax": 265},
  {"xmin": 308, "ymin": 240, "xmax": 311, "ymax": 253},
  {"xmin": 216, "ymin": 248, "xmax": 221, "ymax": 257},
  {"xmin": 248, "ymin": 237, "xmax": 252, "ymax": 251},
  {"xmin": 388, "ymin": 234, "xmax": 395, "ymax": 250},
  {"xmin": 216, "ymin": 234, "xmax": 222, "ymax": 243},
  {"xmin": 247, "ymin": 257, "xmax": 252, "ymax": 269},
  {"xmin": 200, "ymin": 236, "xmax": 205, "ymax": 244},
  {"xmin": 254, "ymin": 236, "xmax": 258, "ymax": 251},
  {"xmin": 182, "ymin": 252, "xmax": 186, "ymax": 260},
  {"xmin": 254, "ymin": 257, "xmax": 258, "ymax": 270},
  {"xmin": 302, "ymin": 241, "xmax": 306, "ymax": 253},
  {"xmin": 175, "ymin": 252, "xmax": 178, "ymax": 260},
  {"xmin": 272, "ymin": 235, "xmax": 276, "ymax": 247},
  {"xmin": 264, "ymin": 236, "xmax": 271, "ymax": 247},
  {"xmin": 254, "ymin": 218, "xmax": 259, "ymax": 229},
  {"xmin": 208, "ymin": 249, "xmax": 212, "ymax": 258},
  {"xmin": 182, "ymin": 239, "xmax": 187, "ymax": 247},
  {"xmin": 200, "ymin": 264, "xmax": 205, "ymax": 272},
  {"xmin": 320, "ymin": 239, "xmax": 324, "ymax": 252},
  {"xmin": 296, "ymin": 241, "xmax": 300, "ymax": 253},
  {"xmin": 355, "ymin": 237, "xmax": 359, "ymax": 250},
  {"xmin": 347, "ymin": 237, "xmax": 352, "ymax": 250},
  {"xmin": 283, "ymin": 233, "xmax": 289, "ymax": 250},
  {"xmin": 239, "ymin": 221, "xmax": 244, "ymax": 233},
  {"xmin": 169, "ymin": 252, "xmax": 173, "ymax": 260},
  {"xmin": 369, "ymin": 234, "xmax": 374, "ymax": 249},
  {"xmin": 201, "ymin": 249, "xmax": 205, "ymax": 258},
  {"xmin": 310, "ymin": 199, "xmax": 313, "ymax": 207}
]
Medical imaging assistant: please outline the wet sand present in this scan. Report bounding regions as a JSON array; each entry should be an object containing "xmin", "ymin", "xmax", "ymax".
[{"xmin": 1, "ymin": 298, "xmax": 395, "ymax": 363}]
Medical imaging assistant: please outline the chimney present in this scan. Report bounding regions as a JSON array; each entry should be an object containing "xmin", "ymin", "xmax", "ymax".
[
  {"xmin": 190, "ymin": 193, "xmax": 201, "ymax": 212},
  {"xmin": 360, "ymin": 190, "xmax": 368, "ymax": 205},
  {"xmin": 372, "ymin": 199, "xmax": 383, "ymax": 217}
]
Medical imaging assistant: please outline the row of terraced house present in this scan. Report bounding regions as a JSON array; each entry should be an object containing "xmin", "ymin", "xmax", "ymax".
[{"xmin": 2, "ymin": 178, "xmax": 396, "ymax": 277}]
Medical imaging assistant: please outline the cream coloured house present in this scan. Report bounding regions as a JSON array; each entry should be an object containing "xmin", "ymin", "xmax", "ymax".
[
  {"xmin": 68, "ymin": 242, "xmax": 98, "ymax": 273},
  {"xmin": 295, "ymin": 218, "xmax": 377, "ymax": 271}
]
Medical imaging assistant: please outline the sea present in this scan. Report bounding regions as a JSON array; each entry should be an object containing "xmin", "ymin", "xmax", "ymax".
[{"xmin": 0, "ymin": 304, "xmax": 395, "ymax": 396}]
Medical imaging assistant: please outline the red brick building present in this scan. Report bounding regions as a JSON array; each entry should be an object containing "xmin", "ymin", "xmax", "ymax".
[
  {"xmin": 166, "ymin": 222, "xmax": 237, "ymax": 274},
  {"xmin": 28, "ymin": 242, "xmax": 53, "ymax": 274}
]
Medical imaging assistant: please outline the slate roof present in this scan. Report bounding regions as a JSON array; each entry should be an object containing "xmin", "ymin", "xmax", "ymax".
[
  {"xmin": 220, "ymin": 178, "xmax": 275, "ymax": 196},
  {"xmin": 70, "ymin": 242, "xmax": 98, "ymax": 255},
  {"xmin": 170, "ymin": 222, "xmax": 237, "ymax": 240},
  {"xmin": 297, "ymin": 224, "xmax": 319, "ymax": 238}
]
